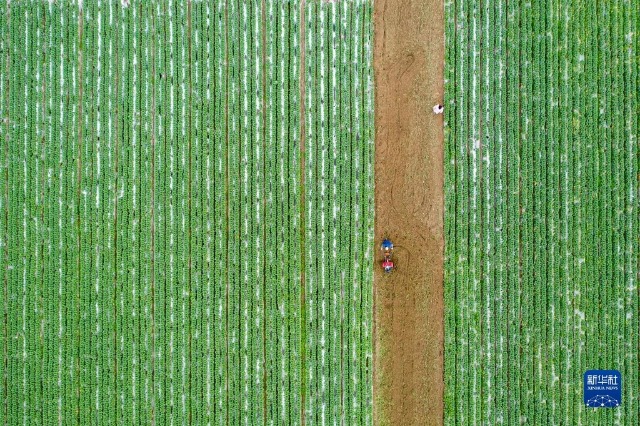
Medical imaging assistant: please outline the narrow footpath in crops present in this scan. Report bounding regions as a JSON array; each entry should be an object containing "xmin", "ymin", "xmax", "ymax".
[{"xmin": 373, "ymin": 0, "xmax": 445, "ymax": 425}]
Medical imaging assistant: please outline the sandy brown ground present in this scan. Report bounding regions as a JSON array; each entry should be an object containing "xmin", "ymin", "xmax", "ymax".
[{"xmin": 373, "ymin": 0, "xmax": 445, "ymax": 424}]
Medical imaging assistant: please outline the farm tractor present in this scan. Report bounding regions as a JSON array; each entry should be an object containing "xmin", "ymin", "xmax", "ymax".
[{"xmin": 380, "ymin": 238, "xmax": 394, "ymax": 273}]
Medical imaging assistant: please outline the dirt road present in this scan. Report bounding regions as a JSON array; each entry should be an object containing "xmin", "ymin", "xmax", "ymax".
[{"xmin": 373, "ymin": 0, "xmax": 445, "ymax": 424}]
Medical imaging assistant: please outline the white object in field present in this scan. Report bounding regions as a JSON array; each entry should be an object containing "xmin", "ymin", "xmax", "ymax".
[{"xmin": 433, "ymin": 104, "xmax": 444, "ymax": 114}]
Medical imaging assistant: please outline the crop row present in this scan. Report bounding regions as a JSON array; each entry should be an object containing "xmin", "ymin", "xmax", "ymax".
[
  {"xmin": 0, "ymin": 1, "xmax": 374, "ymax": 425},
  {"xmin": 444, "ymin": 0, "xmax": 638, "ymax": 424},
  {"xmin": 303, "ymin": 1, "xmax": 374, "ymax": 425}
]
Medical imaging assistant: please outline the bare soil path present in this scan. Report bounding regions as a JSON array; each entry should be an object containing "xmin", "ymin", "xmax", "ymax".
[{"xmin": 373, "ymin": 0, "xmax": 445, "ymax": 424}]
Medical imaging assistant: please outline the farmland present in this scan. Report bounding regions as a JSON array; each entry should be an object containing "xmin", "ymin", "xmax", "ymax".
[
  {"xmin": 444, "ymin": 0, "xmax": 639, "ymax": 424},
  {"xmin": 2, "ymin": 0, "xmax": 638, "ymax": 424},
  {"xmin": 0, "ymin": 1, "xmax": 374, "ymax": 425}
]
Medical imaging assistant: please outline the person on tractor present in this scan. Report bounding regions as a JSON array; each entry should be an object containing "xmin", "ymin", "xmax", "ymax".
[
  {"xmin": 381, "ymin": 238, "xmax": 393, "ymax": 254},
  {"xmin": 382, "ymin": 256, "xmax": 394, "ymax": 273}
]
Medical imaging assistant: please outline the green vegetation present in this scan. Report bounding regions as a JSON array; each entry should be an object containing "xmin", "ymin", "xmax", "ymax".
[
  {"xmin": 444, "ymin": 0, "xmax": 638, "ymax": 424},
  {"xmin": 0, "ymin": 1, "xmax": 374, "ymax": 425}
]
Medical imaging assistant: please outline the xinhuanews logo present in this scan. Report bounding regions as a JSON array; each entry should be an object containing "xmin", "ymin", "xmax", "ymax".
[{"xmin": 584, "ymin": 370, "xmax": 622, "ymax": 408}]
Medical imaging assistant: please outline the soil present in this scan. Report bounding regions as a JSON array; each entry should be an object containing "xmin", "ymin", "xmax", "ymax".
[{"xmin": 373, "ymin": 0, "xmax": 445, "ymax": 424}]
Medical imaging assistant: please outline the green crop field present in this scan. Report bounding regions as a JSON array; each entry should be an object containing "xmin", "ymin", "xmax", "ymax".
[
  {"xmin": 0, "ymin": 1, "xmax": 374, "ymax": 425},
  {"xmin": 444, "ymin": 0, "xmax": 638, "ymax": 424}
]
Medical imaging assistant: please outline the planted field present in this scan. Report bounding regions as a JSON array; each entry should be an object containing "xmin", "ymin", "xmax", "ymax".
[
  {"xmin": 0, "ymin": 1, "xmax": 374, "ymax": 425},
  {"xmin": 444, "ymin": 0, "xmax": 638, "ymax": 424}
]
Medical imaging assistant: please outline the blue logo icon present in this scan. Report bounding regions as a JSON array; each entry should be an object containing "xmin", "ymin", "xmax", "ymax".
[{"xmin": 584, "ymin": 370, "xmax": 622, "ymax": 408}]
